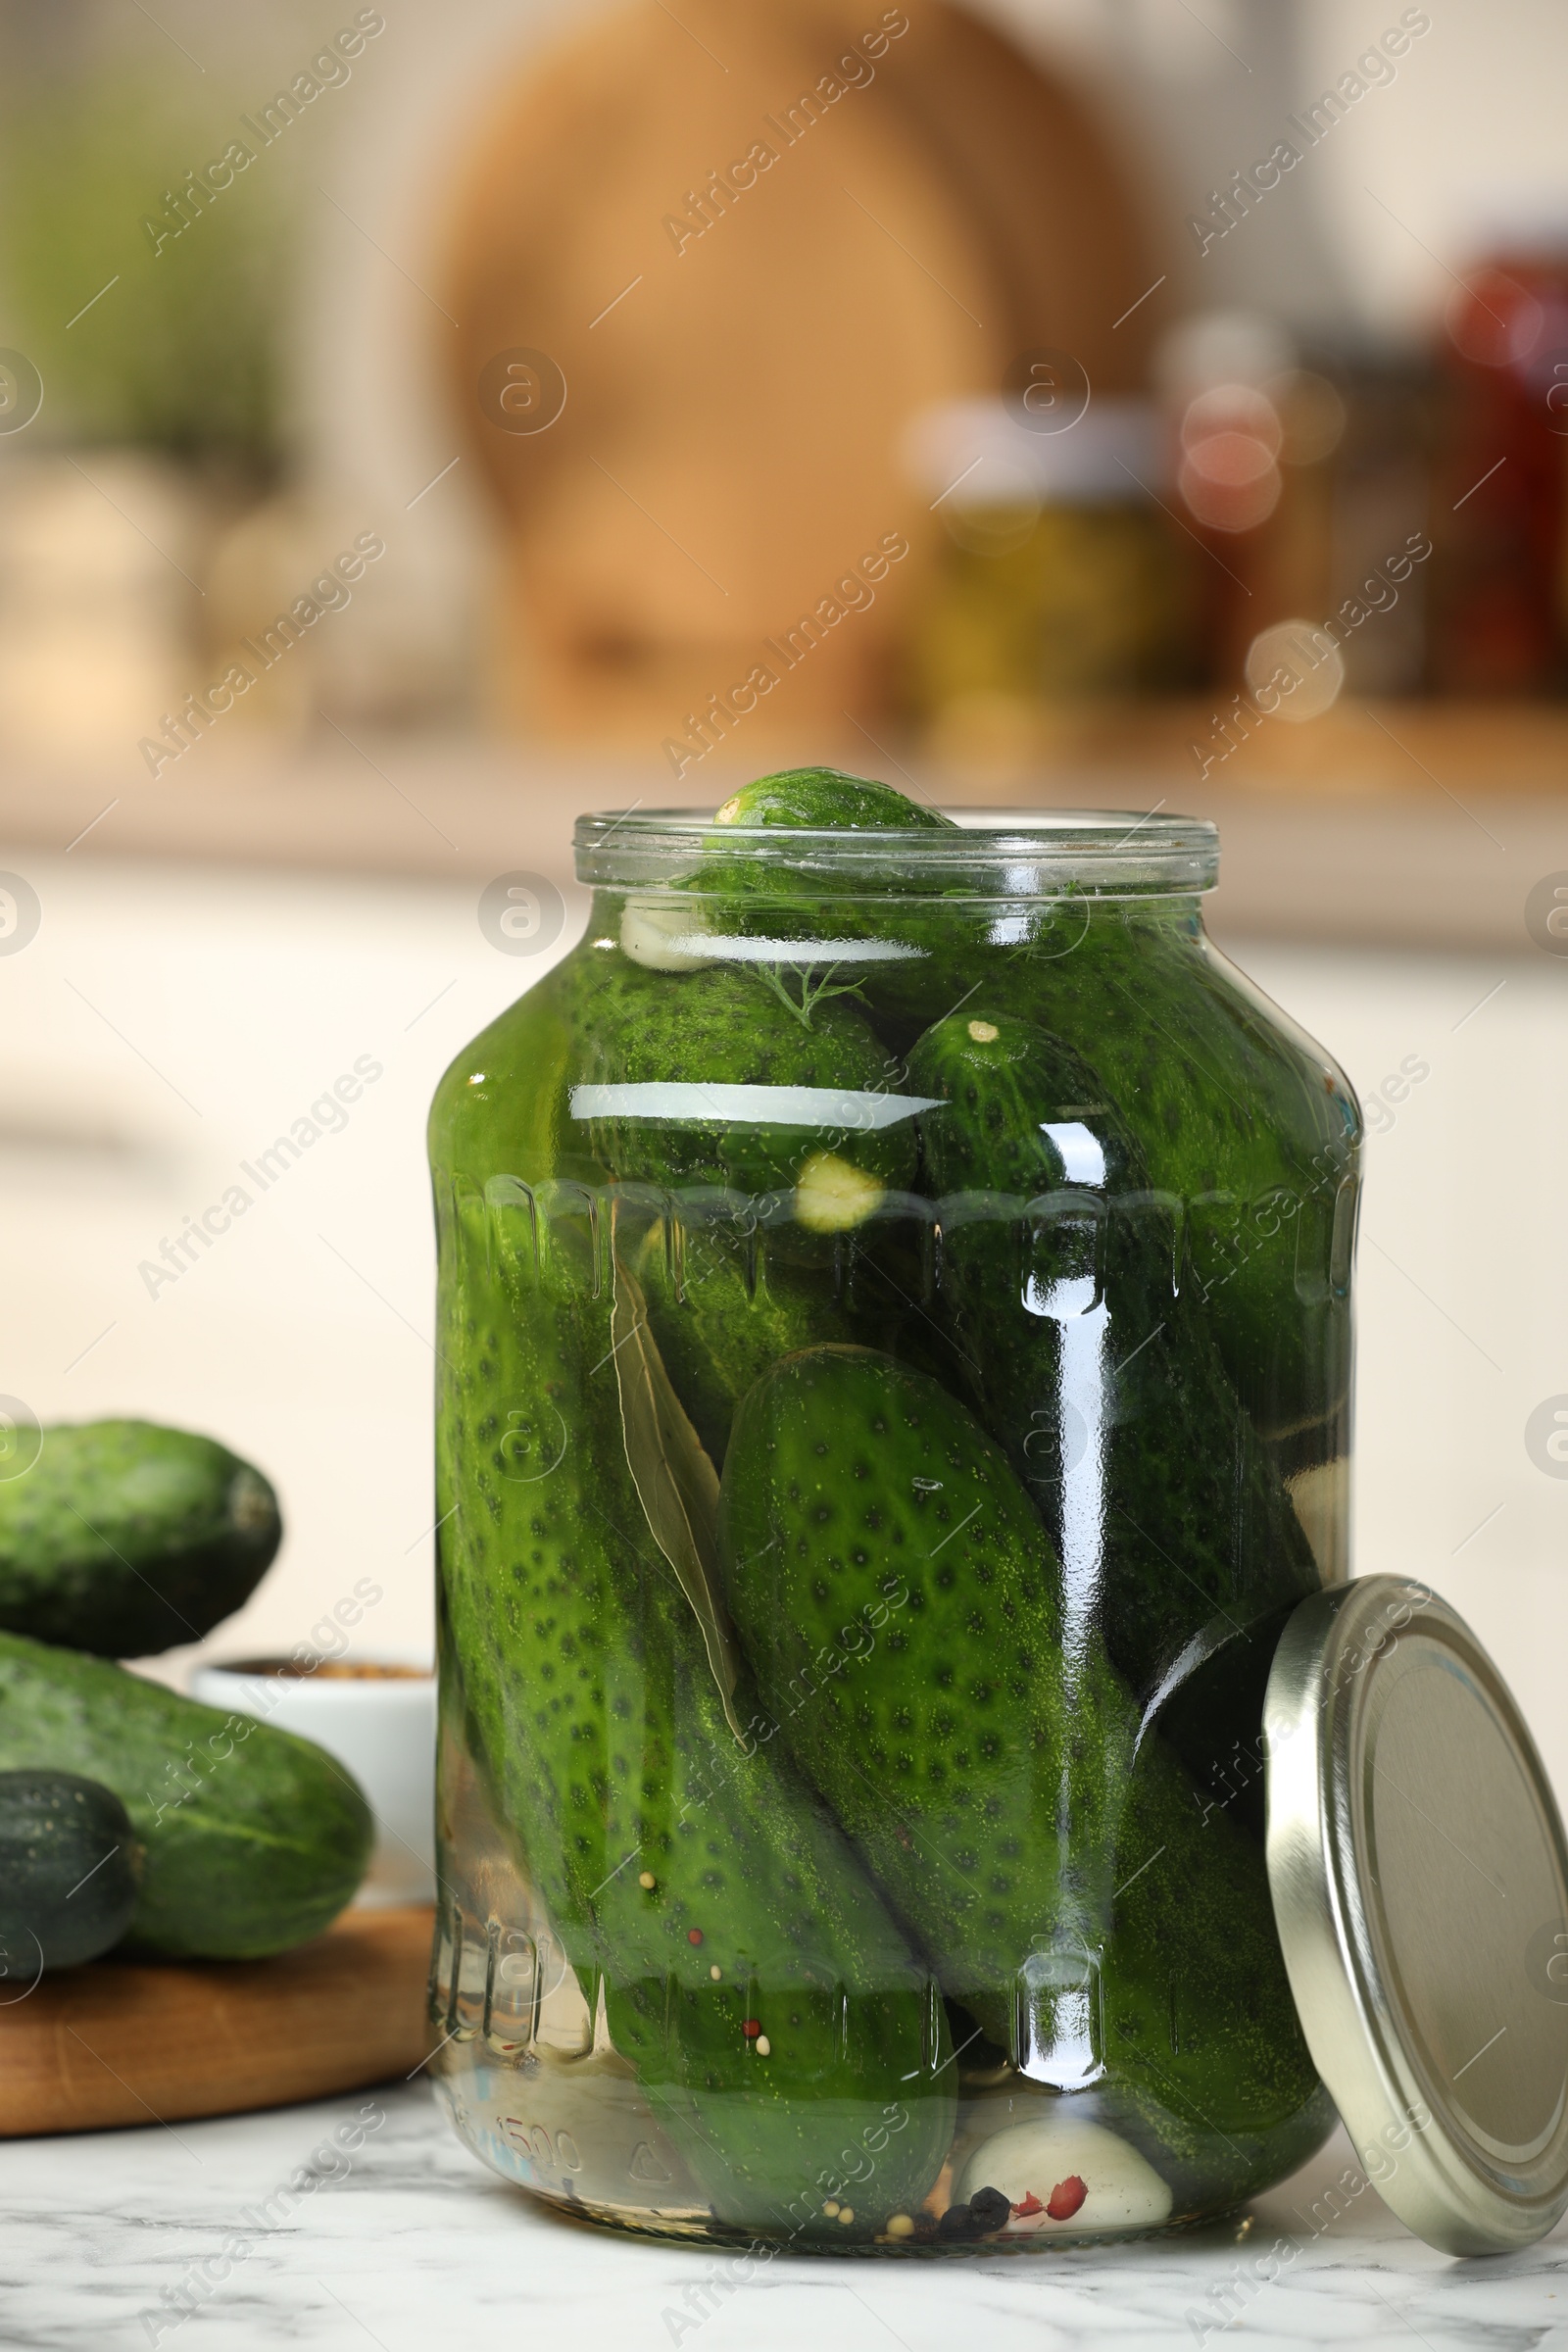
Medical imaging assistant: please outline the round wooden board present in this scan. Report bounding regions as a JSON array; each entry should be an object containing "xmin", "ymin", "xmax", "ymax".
[
  {"xmin": 0, "ymin": 1905, "xmax": 434, "ymax": 2138},
  {"xmin": 443, "ymin": 0, "xmax": 1005, "ymax": 736},
  {"xmin": 439, "ymin": 0, "xmax": 1160, "ymax": 741}
]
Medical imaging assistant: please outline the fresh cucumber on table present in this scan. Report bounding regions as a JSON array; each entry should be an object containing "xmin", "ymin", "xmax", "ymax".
[
  {"xmin": 0, "ymin": 1632, "xmax": 371, "ymax": 1959},
  {"xmin": 0, "ymin": 1769, "xmax": 142, "ymax": 1971},
  {"xmin": 0, "ymin": 1419, "xmax": 280, "ymax": 1658}
]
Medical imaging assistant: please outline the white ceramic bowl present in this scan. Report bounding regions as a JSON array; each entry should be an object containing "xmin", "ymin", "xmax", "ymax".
[{"xmin": 190, "ymin": 1656, "xmax": 436, "ymax": 1907}]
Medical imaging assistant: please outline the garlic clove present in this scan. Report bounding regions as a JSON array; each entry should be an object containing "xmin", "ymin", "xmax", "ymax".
[
  {"xmin": 955, "ymin": 2116, "xmax": 1172, "ymax": 2234},
  {"xmin": 619, "ymin": 897, "xmax": 716, "ymax": 972}
]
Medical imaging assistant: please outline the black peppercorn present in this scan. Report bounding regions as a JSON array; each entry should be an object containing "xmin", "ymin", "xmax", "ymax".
[
  {"xmin": 968, "ymin": 2185, "xmax": 1011, "ymax": 2232},
  {"xmin": 936, "ymin": 2200, "xmax": 981, "ymax": 2240}
]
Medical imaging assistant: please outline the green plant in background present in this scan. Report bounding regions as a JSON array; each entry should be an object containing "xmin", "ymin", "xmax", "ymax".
[{"xmin": 1, "ymin": 75, "xmax": 292, "ymax": 472}]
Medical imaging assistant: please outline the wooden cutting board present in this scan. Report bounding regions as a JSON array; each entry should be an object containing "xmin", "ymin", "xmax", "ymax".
[{"xmin": 0, "ymin": 1905, "xmax": 434, "ymax": 2137}]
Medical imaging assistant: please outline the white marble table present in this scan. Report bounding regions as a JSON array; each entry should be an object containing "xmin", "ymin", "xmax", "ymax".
[{"xmin": 7, "ymin": 2082, "xmax": 1567, "ymax": 2352}]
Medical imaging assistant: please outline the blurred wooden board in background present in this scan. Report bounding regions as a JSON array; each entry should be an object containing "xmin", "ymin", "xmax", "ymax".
[
  {"xmin": 441, "ymin": 0, "xmax": 1156, "ymax": 743},
  {"xmin": 801, "ymin": 0, "xmax": 1166, "ymax": 388}
]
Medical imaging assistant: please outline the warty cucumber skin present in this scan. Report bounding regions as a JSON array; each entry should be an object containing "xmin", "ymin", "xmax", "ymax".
[
  {"xmin": 432, "ymin": 1163, "xmax": 954, "ymax": 2238},
  {"xmin": 905, "ymin": 1013, "xmax": 1320, "ymax": 1698},
  {"xmin": 431, "ymin": 935, "xmax": 907, "ymax": 1461},
  {"xmin": 853, "ymin": 903, "xmax": 1358, "ymax": 1451},
  {"xmin": 0, "ymin": 1769, "xmax": 141, "ymax": 1969},
  {"xmin": 1101, "ymin": 1736, "xmax": 1329, "ymax": 2184},
  {"xmin": 0, "ymin": 1632, "xmax": 371, "ymax": 1958},
  {"xmin": 565, "ymin": 950, "xmax": 913, "ymax": 1206},
  {"xmin": 661, "ymin": 766, "xmax": 1355, "ymax": 1453},
  {"xmin": 691, "ymin": 769, "xmax": 956, "ymax": 922},
  {"xmin": 561, "ymin": 938, "xmax": 916, "ymax": 1454},
  {"xmin": 717, "ymin": 1345, "xmax": 1137, "ymax": 2047},
  {"xmin": 712, "ymin": 767, "xmax": 957, "ymax": 832},
  {"xmin": 718, "ymin": 1348, "xmax": 1328, "ymax": 2168},
  {"xmin": 630, "ymin": 1212, "xmax": 852, "ymax": 1470},
  {"xmin": 651, "ymin": 819, "xmax": 1355, "ymax": 1456},
  {"xmin": 630, "ymin": 1203, "xmax": 959, "ymax": 1474},
  {"xmin": 994, "ymin": 919, "xmax": 1358, "ymax": 1451},
  {"xmin": 0, "ymin": 1421, "xmax": 281, "ymax": 1658}
]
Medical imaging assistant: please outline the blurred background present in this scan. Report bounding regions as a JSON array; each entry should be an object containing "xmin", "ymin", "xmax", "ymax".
[{"xmin": 0, "ymin": 1, "xmax": 1565, "ymax": 1782}]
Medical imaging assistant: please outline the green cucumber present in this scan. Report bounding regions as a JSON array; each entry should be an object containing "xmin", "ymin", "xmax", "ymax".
[
  {"xmin": 0, "ymin": 1633, "xmax": 372, "ymax": 1958},
  {"xmin": 567, "ymin": 952, "xmax": 913, "ymax": 1224},
  {"xmin": 1101, "ymin": 1684, "xmax": 1327, "ymax": 2174},
  {"xmin": 713, "ymin": 767, "xmax": 956, "ymax": 832},
  {"xmin": 862, "ymin": 912, "xmax": 1357, "ymax": 1451},
  {"xmin": 628, "ymin": 1212, "xmax": 849, "ymax": 1469},
  {"xmin": 988, "ymin": 921, "xmax": 1358, "ymax": 1451},
  {"xmin": 680, "ymin": 772, "xmax": 967, "ymax": 1010},
  {"xmin": 717, "ymin": 1346, "xmax": 1323, "ymax": 2160},
  {"xmin": 561, "ymin": 943, "xmax": 918, "ymax": 1451},
  {"xmin": 689, "ymin": 766, "xmax": 1357, "ymax": 1452},
  {"xmin": 717, "ymin": 1344, "xmax": 1133, "ymax": 2051},
  {"xmin": 904, "ymin": 1011, "xmax": 1319, "ymax": 1697},
  {"xmin": 0, "ymin": 1420, "xmax": 281, "ymax": 1657},
  {"xmin": 0, "ymin": 1770, "xmax": 141, "ymax": 1971},
  {"xmin": 432, "ymin": 1168, "xmax": 955, "ymax": 2239}
]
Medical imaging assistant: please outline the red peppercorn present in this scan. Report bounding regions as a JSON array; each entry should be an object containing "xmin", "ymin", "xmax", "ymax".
[
  {"xmin": 687, "ymin": 1929, "xmax": 704, "ymax": 1945},
  {"xmin": 742, "ymin": 2019, "xmax": 761, "ymax": 2038},
  {"xmin": 1046, "ymin": 2176, "xmax": 1088, "ymax": 2222}
]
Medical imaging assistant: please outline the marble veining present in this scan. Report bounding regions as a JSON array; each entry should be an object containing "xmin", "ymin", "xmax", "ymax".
[{"xmin": 3, "ymin": 2086, "xmax": 1566, "ymax": 2351}]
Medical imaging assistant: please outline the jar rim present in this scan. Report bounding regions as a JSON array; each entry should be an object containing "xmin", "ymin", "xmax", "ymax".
[{"xmin": 574, "ymin": 806, "xmax": 1219, "ymax": 895}]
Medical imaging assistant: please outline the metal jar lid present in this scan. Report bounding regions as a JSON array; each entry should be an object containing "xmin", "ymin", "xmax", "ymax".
[{"xmin": 1265, "ymin": 1575, "xmax": 1568, "ymax": 2255}]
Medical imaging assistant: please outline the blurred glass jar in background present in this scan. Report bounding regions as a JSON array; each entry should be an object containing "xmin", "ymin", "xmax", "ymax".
[
  {"xmin": 901, "ymin": 394, "xmax": 1194, "ymax": 760},
  {"xmin": 1157, "ymin": 313, "xmax": 1440, "ymax": 704},
  {"xmin": 1429, "ymin": 241, "xmax": 1568, "ymax": 696},
  {"xmin": 1310, "ymin": 357, "xmax": 1432, "ymax": 699}
]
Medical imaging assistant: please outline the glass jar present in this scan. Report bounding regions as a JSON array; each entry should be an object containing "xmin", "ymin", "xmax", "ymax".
[
  {"xmin": 427, "ymin": 807, "xmax": 1360, "ymax": 2252},
  {"xmin": 900, "ymin": 397, "xmax": 1196, "ymax": 753}
]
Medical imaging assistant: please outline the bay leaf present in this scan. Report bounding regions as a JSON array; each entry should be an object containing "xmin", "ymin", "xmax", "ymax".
[{"xmin": 610, "ymin": 1209, "xmax": 745, "ymax": 1741}]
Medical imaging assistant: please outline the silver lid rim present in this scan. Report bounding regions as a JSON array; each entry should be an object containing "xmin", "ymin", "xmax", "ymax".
[{"xmin": 1265, "ymin": 1577, "xmax": 1568, "ymax": 2257}]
